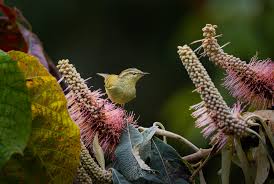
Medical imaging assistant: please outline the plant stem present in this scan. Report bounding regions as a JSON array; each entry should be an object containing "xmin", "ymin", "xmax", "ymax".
[
  {"xmin": 182, "ymin": 148, "xmax": 212, "ymax": 162},
  {"xmin": 199, "ymin": 170, "xmax": 207, "ymax": 184},
  {"xmin": 138, "ymin": 126, "xmax": 199, "ymax": 151},
  {"xmin": 221, "ymin": 147, "xmax": 232, "ymax": 184},
  {"xmin": 153, "ymin": 122, "xmax": 167, "ymax": 143}
]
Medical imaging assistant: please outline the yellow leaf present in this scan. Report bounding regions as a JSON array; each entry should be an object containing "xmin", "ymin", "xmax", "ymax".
[{"xmin": 8, "ymin": 51, "xmax": 81, "ymax": 184}]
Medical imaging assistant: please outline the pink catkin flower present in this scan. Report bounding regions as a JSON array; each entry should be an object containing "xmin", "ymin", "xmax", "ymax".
[
  {"xmin": 201, "ymin": 24, "xmax": 274, "ymax": 109},
  {"xmin": 57, "ymin": 59, "xmax": 135, "ymax": 157},
  {"xmin": 177, "ymin": 45, "xmax": 248, "ymax": 150}
]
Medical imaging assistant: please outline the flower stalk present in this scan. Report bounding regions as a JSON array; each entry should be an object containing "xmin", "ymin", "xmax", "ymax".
[
  {"xmin": 57, "ymin": 59, "xmax": 135, "ymax": 157},
  {"xmin": 177, "ymin": 45, "xmax": 248, "ymax": 151},
  {"xmin": 201, "ymin": 24, "xmax": 274, "ymax": 109}
]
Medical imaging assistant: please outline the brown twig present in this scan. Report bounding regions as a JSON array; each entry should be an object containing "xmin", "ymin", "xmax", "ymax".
[{"xmin": 183, "ymin": 148, "xmax": 213, "ymax": 162}]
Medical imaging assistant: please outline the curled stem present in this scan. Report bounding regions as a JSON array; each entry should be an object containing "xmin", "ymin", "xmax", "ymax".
[
  {"xmin": 221, "ymin": 147, "xmax": 232, "ymax": 184},
  {"xmin": 138, "ymin": 126, "xmax": 199, "ymax": 151},
  {"xmin": 153, "ymin": 122, "xmax": 167, "ymax": 143}
]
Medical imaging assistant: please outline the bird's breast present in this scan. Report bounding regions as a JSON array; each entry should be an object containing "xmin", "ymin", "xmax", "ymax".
[{"xmin": 106, "ymin": 80, "xmax": 136, "ymax": 105}]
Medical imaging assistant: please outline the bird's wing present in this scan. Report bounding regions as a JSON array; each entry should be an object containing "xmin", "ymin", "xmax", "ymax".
[{"xmin": 105, "ymin": 75, "xmax": 119, "ymax": 89}]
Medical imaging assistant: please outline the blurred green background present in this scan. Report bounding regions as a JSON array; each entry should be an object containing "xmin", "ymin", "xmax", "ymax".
[{"xmin": 7, "ymin": 0, "xmax": 274, "ymax": 183}]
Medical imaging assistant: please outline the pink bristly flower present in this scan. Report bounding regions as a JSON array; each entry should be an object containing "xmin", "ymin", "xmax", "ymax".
[
  {"xmin": 57, "ymin": 59, "xmax": 135, "ymax": 157},
  {"xmin": 201, "ymin": 24, "xmax": 274, "ymax": 109},
  {"xmin": 177, "ymin": 45, "xmax": 248, "ymax": 150}
]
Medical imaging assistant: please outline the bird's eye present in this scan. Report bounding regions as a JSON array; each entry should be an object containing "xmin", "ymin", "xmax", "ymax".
[{"xmin": 133, "ymin": 73, "xmax": 137, "ymax": 75}]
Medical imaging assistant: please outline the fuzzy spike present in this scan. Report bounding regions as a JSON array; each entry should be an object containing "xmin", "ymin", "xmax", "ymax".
[
  {"xmin": 177, "ymin": 45, "xmax": 248, "ymax": 150},
  {"xmin": 57, "ymin": 59, "xmax": 136, "ymax": 157},
  {"xmin": 201, "ymin": 24, "xmax": 274, "ymax": 109}
]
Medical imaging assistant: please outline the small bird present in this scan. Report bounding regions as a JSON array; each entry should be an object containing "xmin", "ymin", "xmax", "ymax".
[{"xmin": 97, "ymin": 68, "xmax": 149, "ymax": 106}]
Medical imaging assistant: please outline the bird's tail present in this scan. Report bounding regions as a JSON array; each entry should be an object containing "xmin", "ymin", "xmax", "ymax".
[{"xmin": 97, "ymin": 73, "xmax": 109, "ymax": 78}]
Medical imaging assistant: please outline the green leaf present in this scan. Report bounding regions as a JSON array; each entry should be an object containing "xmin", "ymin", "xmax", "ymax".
[
  {"xmin": 139, "ymin": 126, "xmax": 157, "ymax": 162},
  {"xmin": 0, "ymin": 50, "xmax": 31, "ymax": 168},
  {"xmin": 141, "ymin": 126, "xmax": 157, "ymax": 146},
  {"xmin": 114, "ymin": 124, "xmax": 161, "ymax": 183},
  {"xmin": 112, "ymin": 168, "xmax": 133, "ymax": 184},
  {"xmin": 1, "ymin": 51, "xmax": 81, "ymax": 183},
  {"xmin": 114, "ymin": 124, "xmax": 146, "ymax": 180},
  {"xmin": 0, "ymin": 149, "xmax": 48, "ymax": 183},
  {"xmin": 150, "ymin": 137, "xmax": 191, "ymax": 184}
]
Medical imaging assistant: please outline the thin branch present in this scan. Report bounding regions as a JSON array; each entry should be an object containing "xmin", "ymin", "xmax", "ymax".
[
  {"xmin": 199, "ymin": 170, "xmax": 207, "ymax": 184},
  {"xmin": 221, "ymin": 147, "xmax": 232, "ymax": 184},
  {"xmin": 182, "ymin": 148, "xmax": 212, "ymax": 162},
  {"xmin": 138, "ymin": 126, "xmax": 199, "ymax": 151},
  {"xmin": 190, "ymin": 148, "xmax": 214, "ymax": 181}
]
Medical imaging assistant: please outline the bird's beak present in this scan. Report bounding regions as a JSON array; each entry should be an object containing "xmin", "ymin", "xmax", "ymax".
[
  {"xmin": 142, "ymin": 72, "xmax": 150, "ymax": 75},
  {"xmin": 97, "ymin": 73, "xmax": 109, "ymax": 78}
]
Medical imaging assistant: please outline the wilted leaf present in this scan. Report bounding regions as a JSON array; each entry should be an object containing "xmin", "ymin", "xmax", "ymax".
[
  {"xmin": 150, "ymin": 137, "xmax": 191, "ymax": 184},
  {"xmin": 111, "ymin": 168, "xmax": 133, "ymax": 184},
  {"xmin": 93, "ymin": 132, "xmax": 105, "ymax": 170},
  {"xmin": 0, "ymin": 50, "xmax": 31, "ymax": 168},
  {"xmin": 254, "ymin": 129, "xmax": 270, "ymax": 184},
  {"xmin": 132, "ymin": 146, "xmax": 151, "ymax": 171},
  {"xmin": 114, "ymin": 124, "xmax": 161, "ymax": 183},
  {"xmin": 3, "ymin": 51, "xmax": 81, "ymax": 183}
]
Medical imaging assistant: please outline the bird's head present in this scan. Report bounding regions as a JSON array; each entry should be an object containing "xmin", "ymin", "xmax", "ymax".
[{"xmin": 118, "ymin": 68, "xmax": 149, "ymax": 83}]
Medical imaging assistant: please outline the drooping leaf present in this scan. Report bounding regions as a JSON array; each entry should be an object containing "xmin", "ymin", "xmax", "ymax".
[
  {"xmin": 139, "ymin": 126, "xmax": 157, "ymax": 162},
  {"xmin": 0, "ymin": 50, "xmax": 31, "ymax": 168},
  {"xmin": 93, "ymin": 132, "xmax": 105, "ymax": 170},
  {"xmin": 3, "ymin": 51, "xmax": 81, "ymax": 183},
  {"xmin": 114, "ymin": 124, "xmax": 161, "ymax": 183},
  {"xmin": 254, "ymin": 129, "xmax": 270, "ymax": 184},
  {"xmin": 132, "ymin": 146, "xmax": 151, "ymax": 171},
  {"xmin": 111, "ymin": 168, "xmax": 133, "ymax": 184},
  {"xmin": 150, "ymin": 137, "xmax": 191, "ymax": 184},
  {"xmin": 141, "ymin": 126, "xmax": 157, "ymax": 147}
]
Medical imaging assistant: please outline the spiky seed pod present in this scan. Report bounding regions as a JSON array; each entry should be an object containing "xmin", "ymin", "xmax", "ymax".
[
  {"xmin": 79, "ymin": 142, "xmax": 112, "ymax": 184},
  {"xmin": 57, "ymin": 59, "xmax": 135, "ymax": 157},
  {"xmin": 177, "ymin": 45, "xmax": 248, "ymax": 150},
  {"xmin": 201, "ymin": 24, "xmax": 274, "ymax": 109}
]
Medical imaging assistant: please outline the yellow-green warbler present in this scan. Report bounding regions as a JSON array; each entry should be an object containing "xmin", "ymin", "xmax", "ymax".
[{"xmin": 97, "ymin": 68, "xmax": 149, "ymax": 106}]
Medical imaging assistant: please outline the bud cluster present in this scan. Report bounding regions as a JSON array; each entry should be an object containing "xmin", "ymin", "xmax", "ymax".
[
  {"xmin": 57, "ymin": 59, "xmax": 135, "ymax": 157},
  {"xmin": 178, "ymin": 45, "xmax": 248, "ymax": 149},
  {"xmin": 201, "ymin": 24, "xmax": 274, "ymax": 109}
]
